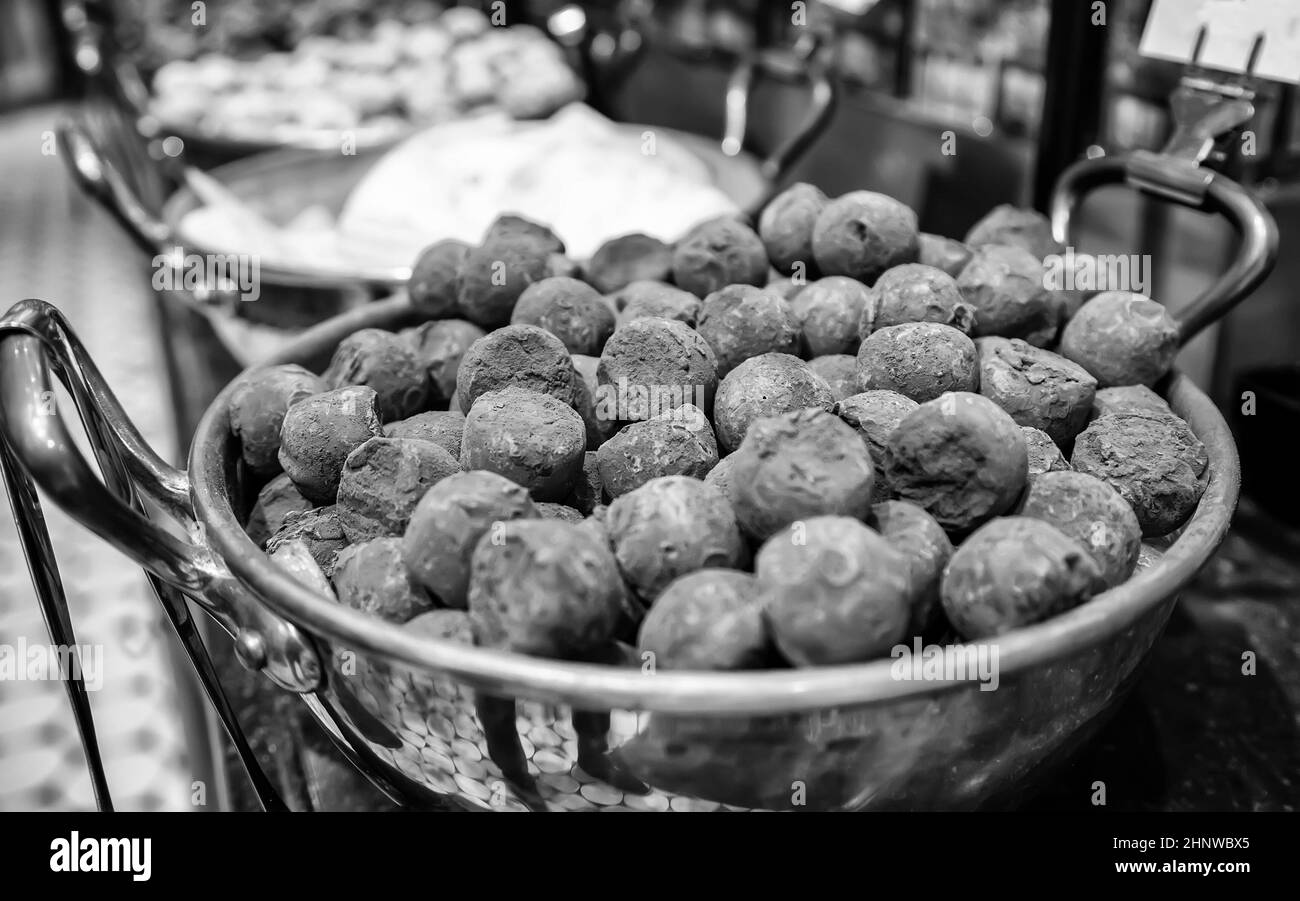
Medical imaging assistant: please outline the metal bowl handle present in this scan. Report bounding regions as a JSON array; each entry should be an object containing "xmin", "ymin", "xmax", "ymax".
[
  {"xmin": 727, "ymin": 33, "xmax": 838, "ymax": 215},
  {"xmin": 1049, "ymin": 154, "xmax": 1279, "ymax": 345},
  {"xmin": 0, "ymin": 299, "xmax": 321, "ymax": 694}
]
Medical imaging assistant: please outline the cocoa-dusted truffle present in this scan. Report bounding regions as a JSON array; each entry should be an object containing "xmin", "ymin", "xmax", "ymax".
[
  {"xmin": 976, "ymin": 336, "xmax": 1097, "ymax": 446},
  {"xmin": 869, "ymin": 500, "xmax": 953, "ymax": 636},
  {"xmin": 536, "ymin": 502, "xmax": 584, "ymax": 522},
  {"xmin": 510, "ymin": 276, "xmax": 616, "ymax": 356},
  {"xmin": 383, "ymin": 410, "xmax": 465, "ymax": 459},
  {"xmin": 758, "ymin": 516, "xmax": 911, "ymax": 665},
  {"xmin": 1022, "ymin": 426, "xmax": 1070, "ymax": 478},
  {"xmin": 228, "ymin": 364, "xmax": 327, "ymax": 475},
  {"xmin": 401, "ymin": 469, "xmax": 536, "ymax": 608},
  {"xmin": 1070, "ymin": 410, "xmax": 1207, "ymax": 536},
  {"xmin": 595, "ymin": 404, "xmax": 718, "ymax": 498},
  {"xmin": 807, "ymin": 354, "xmax": 858, "ymax": 401},
  {"xmin": 596, "ymin": 317, "xmax": 718, "ymax": 421},
  {"xmin": 758, "ymin": 182, "xmax": 829, "ymax": 277},
  {"xmin": 834, "ymin": 389, "xmax": 918, "ymax": 498},
  {"xmin": 245, "ymin": 473, "xmax": 313, "ymax": 548},
  {"xmin": 323, "ymin": 329, "xmax": 428, "ymax": 421},
  {"xmin": 670, "ymin": 216, "xmax": 768, "ymax": 298},
  {"xmin": 606, "ymin": 476, "xmax": 747, "ymax": 603},
  {"xmin": 696, "ymin": 284, "xmax": 801, "ymax": 376},
  {"xmin": 702, "ymin": 451, "xmax": 742, "ymax": 501},
  {"xmin": 811, "ymin": 191, "xmax": 919, "ymax": 283},
  {"xmin": 940, "ymin": 516, "xmax": 1103, "ymax": 638},
  {"xmin": 456, "ymin": 232, "xmax": 554, "ymax": 328},
  {"xmin": 964, "ymin": 204, "xmax": 1064, "ymax": 260},
  {"xmin": 856, "ymin": 322, "xmax": 979, "ymax": 403},
  {"xmin": 956, "ymin": 244, "xmax": 1062, "ymax": 346},
  {"xmin": 586, "ymin": 233, "xmax": 673, "ymax": 294},
  {"xmin": 336, "ymin": 437, "xmax": 459, "ymax": 542},
  {"xmin": 861, "ymin": 263, "xmax": 974, "ymax": 336},
  {"xmin": 636, "ymin": 569, "xmax": 769, "ymax": 671},
  {"xmin": 268, "ymin": 538, "xmax": 334, "ymax": 598},
  {"xmin": 1090, "ymin": 384, "xmax": 1172, "ymax": 421},
  {"xmin": 333, "ymin": 537, "xmax": 434, "ymax": 623},
  {"xmin": 468, "ymin": 518, "xmax": 624, "ymax": 657},
  {"xmin": 789, "ymin": 276, "xmax": 871, "ymax": 356},
  {"xmin": 918, "ymin": 232, "xmax": 973, "ymax": 277},
  {"xmin": 277, "ymin": 386, "xmax": 383, "ymax": 504},
  {"xmin": 712, "ymin": 353, "xmax": 835, "ymax": 454},
  {"xmin": 265, "ymin": 505, "xmax": 348, "ymax": 577},
  {"xmin": 403, "ymin": 609, "xmax": 474, "ymax": 643},
  {"xmin": 570, "ymin": 353, "xmax": 616, "ymax": 448},
  {"xmin": 460, "ymin": 386, "xmax": 586, "ymax": 500},
  {"xmin": 1020, "ymin": 470, "xmax": 1142, "ymax": 588},
  {"xmin": 1058, "ymin": 291, "xmax": 1179, "ymax": 388},
  {"xmin": 408, "ymin": 239, "xmax": 470, "ymax": 317},
  {"xmin": 885, "ymin": 392, "xmax": 1028, "ymax": 531},
  {"xmin": 483, "ymin": 213, "xmax": 564, "ymax": 254},
  {"xmin": 564, "ymin": 451, "xmax": 604, "ymax": 514},
  {"xmin": 455, "ymin": 323, "xmax": 578, "ymax": 411},
  {"xmin": 403, "ymin": 319, "xmax": 487, "ymax": 410},
  {"xmin": 614, "ymin": 281, "xmax": 701, "ymax": 327},
  {"xmin": 731, "ymin": 408, "xmax": 876, "ymax": 540}
]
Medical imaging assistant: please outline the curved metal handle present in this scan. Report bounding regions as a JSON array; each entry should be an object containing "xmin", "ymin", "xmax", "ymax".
[
  {"xmin": 725, "ymin": 33, "xmax": 839, "ymax": 193},
  {"xmin": 0, "ymin": 300, "xmax": 321, "ymax": 694},
  {"xmin": 1049, "ymin": 153, "xmax": 1278, "ymax": 344}
]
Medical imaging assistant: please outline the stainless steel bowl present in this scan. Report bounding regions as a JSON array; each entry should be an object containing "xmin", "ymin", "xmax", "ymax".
[{"xmin": 0, "ymin": 145, "xmax": 1277, "ymax": 812}]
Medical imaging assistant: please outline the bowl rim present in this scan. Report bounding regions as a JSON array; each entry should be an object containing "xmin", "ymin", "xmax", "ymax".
[{"xmin": 191, "ymin": 298, "xmax": 1240, "ymax": 714}]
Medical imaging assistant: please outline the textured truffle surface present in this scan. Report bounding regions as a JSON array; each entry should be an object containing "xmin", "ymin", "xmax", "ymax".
[
  {"xmin": 637, "ymin": 569, "xmax": 769, "ymax": 671},
  {"xmin": 510, "ymin": 276, "xmax": 616, "ymax": 356},
  {"xmin": 266, "ymin": 506, "xmax": 348, "ymax": 577},
  {"xmin": 229, "ymin": 364, "xmax": 327, "ymax": 475},
  {"xmin": 277, "ymin": 386, "xmax": 384, "ymax": 504},
  {"xmin": 940, "ymin": 516, "xmax": 1102, "ymax": 638},
  {"xmin": 323, "ymin": 328, "xmax": 428, "ymax": 421},
  {"xmin": 403, "ymin": 319, "xmax": 487, "ymax": 410},
  {"xmin": 1058, "ymin": 291, "xmax": 1179, "ymax": 388},
  {"xmin": 671, "ymin": 217, "xmax": 769, "ymax": 297},
  {"xmin": 455, "ymin": 323, "xmax": 578, "ymax": 412},
  {"xmin": 336, "ymin": 437, "xmax": 460, "ymax": 541},
  {"xmin": 245, "ymin": 473, "xmax": 313, "ymax": 548},
  {"xmin": 790, "ymin": 276, "xmax": 871, "ymax": 356},
  {"xmin": 869, "ymin": 500, "xmax": 953, "ymax": 636},
  {"xmin": 408, "ymin": 239, "xmax": 470, "ymax": 317},
  {"xmin": 1022, "ymin": 426, "xmax": 1070, "ymax": 478},
  {"xmin": 383, "ymin": 410, "xmax": 465, "ymax": 459},
  {"xmin": 586, "ymin": 233, "xmax": 673, "ymax": 294},
  {"xmin": 811, "ymin": 191, "xmax": 920, "ymax": 283},
  {"xmin": 696, "ymin": 284, "xmax": 801, "ymax": 376},
  {"xmin": 333, "ymin": 537, "xmax": 434, "ymax": 623},
  {"xmin": 460, "ymin": 386, "xmax": 586, "ymax": 500},
  {"xmin": 976, "ymin": 337, "xmax": 1097, "ymax": 446},
  {"xmin": 807, "ymin": 354, "xmax": 858, "ymax": 401},
  {"xmin": 595, "ymin": 405, "xmax": 718, "ymax": 498},
  {"xmin": 862, "ymin": 263, "xmax": 973, "ymax": 336},
  {"xmin": 856, "ymin": 322, "xmax": 980, "ymax": 403},
  {"xmin": 615, "ymin": 281, "xmax": 701, "ymax": 326},
  {"xmin": 712, "ymin": 353, "xmax": 835, "ymax": 454},
  {"xmin": 834, "ymin": 390, "xmax": 918, "ymax": 499},
  {"xmin": 1020, "ymin": 470, "xmax": 1142, "ymax": 588},
  {"xmin": 758, "ymin": 182, "xmax": 829, "ymax": 277},
  {"xmin": 596, "ymin": 317, "xmax": 718, "ymax": 421},
  {"xmin": 456, "ymin": 232, "xmax": 556, "ymax": 328},
  {"xmin": 956, "ymin": 244, "xmax": 1061, "ymax": 347},
  {"xmin": 964, "ymin": 204, "xmax": 1064, "ymax": 259},
  {"xmin": 917, "ymin": 232, "xmax": 973, "ymax": 277},
  {"xmin": 1090, "ymin": 385, "xmax": 1172, "ymax": 421}
]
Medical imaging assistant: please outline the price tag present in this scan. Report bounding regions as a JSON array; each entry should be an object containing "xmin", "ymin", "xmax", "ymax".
[{"xmin": 1140, "ymin": 0, "xmax": 1300, "ymax": 84}]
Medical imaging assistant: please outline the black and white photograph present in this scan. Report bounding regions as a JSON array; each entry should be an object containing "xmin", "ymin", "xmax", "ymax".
[{"xmin": 0, "ymin": 0, "xmax": 1295, "ymax": 879}]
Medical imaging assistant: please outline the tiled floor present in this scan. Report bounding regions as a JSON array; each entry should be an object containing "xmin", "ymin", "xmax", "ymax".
[{"xmin": 0, "ymin": 106, "xmax": 198, "ymax": 811}]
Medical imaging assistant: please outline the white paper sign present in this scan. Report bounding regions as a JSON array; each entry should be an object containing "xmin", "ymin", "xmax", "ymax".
[{"xmin": 1141, "ymin": 0, "xmax": 1300, "ymax": 84}]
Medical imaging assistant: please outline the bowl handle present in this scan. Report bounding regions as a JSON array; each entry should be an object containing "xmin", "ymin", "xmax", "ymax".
[
  {"xmin": 1049, "ymin": 150, "xmax": 1278, "ymax": 344},
  {"xmin": 728, "ymin": 33, "xmax": 839, "ymax": 216},
  {"xmin": 0, "ymin": 299, "xmax": 322, "ymax": 695}
]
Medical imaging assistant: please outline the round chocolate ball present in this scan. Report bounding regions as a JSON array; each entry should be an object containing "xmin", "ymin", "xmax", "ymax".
[
  {"xmin": 671, "ymin": 216, "xmax": 768, "ymax": 298},
  {"xmin": 758, "ymin": 516, "xmax": 911, "ymax": 665},
  {"xmin": 468, "ymin": 519, "xmax": 624, "ymax": 657},
  {"xmin": 758, "ymin": 182, "xmax": 829, "ymax": 277},
  {"xmin": 869, "ymin": 500, "xmax": 953, "ymax": 636},
  {"xmin": 731, "ymin": 407, "xmax": 876, "ymax": 540},
  {"xmin": 790, "ymin": 276, "xmax": 871, "ymax": 356},
  {"xmin": 278, "ymin": 386, "xmax": 384, "ymax": 504},
  {"xmin": 885, "ymin": 391, "xmax": 1028, "ymax": 532},
  {"xmin": 460, "ymin": 386, "xmax": 587, "ymax": 500},
  {"xmin": 856, "ymin": 322, "xmax": 979, "ymax": 403},
  {"xmin": 1022, "ymin": 426, "xmax": 1070, "ymax": 478},
  {"xmin": 964, "ymin": 204, "xmax": 1064, "ymax": 260},
  {"xmin": 595, "ymin": 404, "xmax": 718, "ymax": 498},
  {"xmin": 483, "ymin": 214, "xmax": 564, "ymax": 254},
  {"xmin": 1020, "ymin": 470, "xmax": 1142, "ymax": 588},
  {"xmin": 336, "ymin": 437, "xmax": 460, "ymax": 542},
  {"xmin": 807, "ymin": 354, "xmax": 858, "ymax": 401},
  {"xmin": 976, "ymin": 336, "xmax": 1097, "ymax": 446},
  {"xmin": 402, "ymin": 469, "xmax": 536, "ymax": 608},
  {"xmin": 456, "ymin": 323, "xmax": 578, "ymax": 412},
  {"xmin": 637, "ymin": 569, "xmax": 769, "ymax": 671},
  {"xmin": 606, "ymin": 476, "xmax": 747, "ymax": 603},
  {"xmin": 265, "ymin": 506, "xmax": 348, "ymax": 578},
  {"xmin": 245, "ymin": 474, "xmax": 313, "ymax": 548},
  {"xmin": 383, "ymin": 410, "xmax": 465, "ymax": 459},
  {"xmin": 956, "ymin": 244, "xmax": 1062, "ymax": 346},
  {"xmin": 597, "ymin": 317, "xmax": 718, "ymax": 421},
  {"xmin": 834, "ymin": 389, "xmax": 918, "ymax": 498},
  {"xmin": 1058, "ymin": 291, "xmax": 1180, "ymax": 388},
  {"xmin": 712, "ymin": 353, "xmax": 835, "ymax": 454},
  {"xmin": 811, "ymin": 191, "xmax": 919, "ymax": 283},
  {"xmin": 403, "ymin": 318, "xmax": 487, "ymax": 410},
  {"xmin": 229, "ymin": 364, "xmax": 327, "ymax": 475},
  {"xmin": 615, "ymin": 281, "xmax": 701, "ymax": 326},
  {"xmin": 333, "ymin": 537, "xmax": 435, "ymax": 623},
  {"xmin": 917, "ymin": 232, "xmax": 973, "ymax": 278},
  {"xmin": 940, "ymin": 516, "xmax": 1103, "ymax": 638},
  {"xmin": 323, "ymin": 328, "xmax": 428, "ymax": 421},
  {"xmin": 1090, "ymin": 384, "xmax": 1172, "ymax": 422},
  {"xmin": 1070, "ymin": 410, "xmax": 1207, "ymax": 537},
  {"xmin": 408, "ymin": 239, "xmax": 470, "ymax": 317},
  {"xmin": 586, "ymin": 233, "xmax": 673, "ymax": 294},
  {"xmin": 696, "ymin": 284, "xmax": 801, "ymax": 376},
  {"xmin": 510, "ymin": 276, "xmax": 616, "ymax": 356},
  {"xmin": 456, "ymin": 232, "xmax": 554, "ymax": 328},
  {"xmin": 861, "ymin": 263, "xmax": 974, "ymax": 336}
]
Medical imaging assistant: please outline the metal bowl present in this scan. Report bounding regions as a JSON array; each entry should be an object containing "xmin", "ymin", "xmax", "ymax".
[{"xmin": 0, "ymin": 149, "xmax": 1276, "ymax": 812}]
